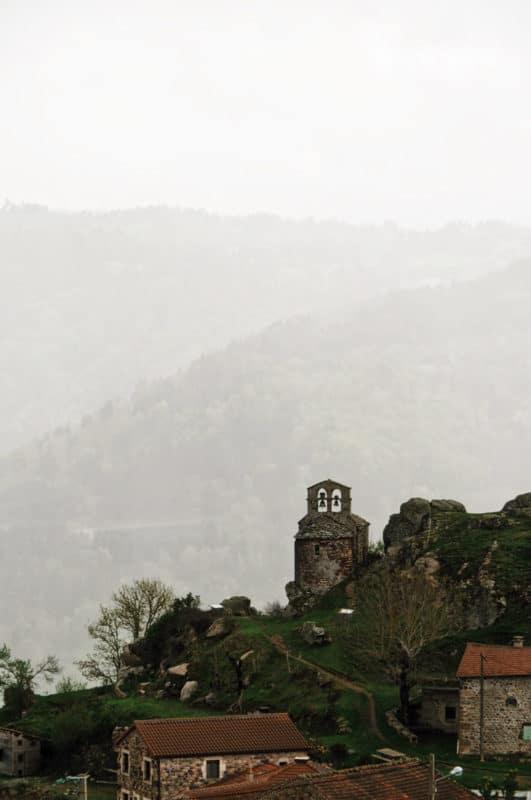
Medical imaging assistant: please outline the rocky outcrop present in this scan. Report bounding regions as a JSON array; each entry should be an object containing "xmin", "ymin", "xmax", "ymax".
[
  {"xmin": 221, "ymin": 596, "xmax": 254, "ymax": 616},
  {"xmin": 383, "ymin": 497, "xmax": 465, "ymax": 553},
  {"xmin": 284, "ymin": 581, "xmax": 319, "ymax": 616},
  {"xmin": 502, "ymin": 492, "xmax": 531, "ymax": 516},
  {"xmin": 382, "ymin": 492, "xmax": 529, "ymax": 629}
]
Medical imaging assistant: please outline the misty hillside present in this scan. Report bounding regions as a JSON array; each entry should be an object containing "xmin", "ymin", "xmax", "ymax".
[
  {"xmin": 4, "ymin": 204, "xmax": 531, "ymax": 454},
  {"xmin": 1, "ymin": 261, "xmax": 531, "ymax": 668}
]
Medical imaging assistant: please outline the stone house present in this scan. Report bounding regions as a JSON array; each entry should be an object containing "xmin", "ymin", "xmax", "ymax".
[
  {"xmin": 115, "ymin": 713, "xmax": 310, "ymax": 800},
  {"xmin": 457, "ymin": 637, "xmax": 531, "ymax": 757},
  {"xmin": 0, "ymin": 727, "xmax": 41, "ymax": 777},
  {"xmin": 291, "ymin": 479, "xmax": 369, "ymax": 597}
]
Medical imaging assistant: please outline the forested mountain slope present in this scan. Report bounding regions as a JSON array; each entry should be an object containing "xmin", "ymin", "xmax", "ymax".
[
  {"xmin": 3, "ymin": 204, "xmax": 531, "ymax": 453},
  {"xmin": 1, "ymin": 261, "xmax": 531, "ymax": 667}
]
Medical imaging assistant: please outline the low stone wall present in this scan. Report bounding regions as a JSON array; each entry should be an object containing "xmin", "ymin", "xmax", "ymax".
[{"xmin": 385, "ymin": 709, "xmax": 418, "ymax": 744}]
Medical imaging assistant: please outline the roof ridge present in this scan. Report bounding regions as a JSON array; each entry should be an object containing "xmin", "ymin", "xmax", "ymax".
[
  {"xmin": 135, "ymin": 713, "xmax": 290, "ymax": 725},
  {"xmin": 466, "ymin": 641, "xmax": 530, "ymax": 648}
]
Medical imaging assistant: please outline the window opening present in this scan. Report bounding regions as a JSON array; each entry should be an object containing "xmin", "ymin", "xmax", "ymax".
[{"xmin": 206, "ymin": 760, "xmax": 221, "ymax": 779}]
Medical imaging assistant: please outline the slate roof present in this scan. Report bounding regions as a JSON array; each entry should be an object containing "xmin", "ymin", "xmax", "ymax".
[
  {"xmin": 457, "ymin": 642, "xmax": 531, "ymax": 678},
  {"xmin": 116, "ymin": 714, "xmax": 309, "ymax": 758},
  {"xmin": 258, "ymin": 760, "xmax": 476, "ymax": 800},
  {"xmin": 187, "ymin": 760, "xmax": 326, "ymax": 799}
]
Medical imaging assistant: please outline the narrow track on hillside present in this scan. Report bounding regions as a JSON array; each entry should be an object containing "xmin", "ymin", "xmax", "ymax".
[{"xmin": 267, "ymin": 634, "xmax": 384, "ymax": 741}]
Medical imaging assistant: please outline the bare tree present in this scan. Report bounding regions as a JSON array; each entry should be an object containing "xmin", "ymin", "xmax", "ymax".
[
  {"xmin": 350, "ymin": 564, "xmax": 458, "ymax": 723},
  {"xmin": 76, "ymin": 579, "xmax": 174, "ymax": 688},
  {"xmin": 113, "ymin": 578, "xmax": 175, "ymax": 639},
  {"xmin": 76, "ymin": 606, "xmax": 124, "ymax": 686}
]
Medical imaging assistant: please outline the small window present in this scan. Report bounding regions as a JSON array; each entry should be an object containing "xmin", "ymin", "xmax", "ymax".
[
  {"xmin": 122, "ymin": 793, "xmax": 130, "ymax": 800},
  {"xmin": 0, "ymin": 748, "xmax": 4, "ymax": 760},
  {"xmin": 121, "ymin": 750, "xmax": 130, "ymax": 775},
  {"xmin": 522, "ymin": 724, "xmax": 531, "ymax": 741},
  {"xmin": 506, "ymin": 697, "xmax": 517, "ymax": 707},
  {"xmin": 17, "ymin": 740, "xmax": 23, "ymax": 747},
  {"xmin": 17, "ymin": 753, "xmax": 24, "ymax": 763},
  {"xmin": 314, "ymin": 544, "xmax": 320, "ymax": 556},
  {"xmin": 143, "ymin": 758, "xmax": 152, "ymax": 782},
  {"xmin": 206, "ymin": 760, "xmax": 220, "ymax": 779},
  {"xmin": 445, "ymin": 706, "xmax": 457, "ymax": 721}
]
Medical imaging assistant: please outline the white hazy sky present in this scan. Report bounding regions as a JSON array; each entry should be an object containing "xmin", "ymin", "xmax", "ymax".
[{"xmin": 2, "ymin": 0, "xmax": 531, "ymax": 225}]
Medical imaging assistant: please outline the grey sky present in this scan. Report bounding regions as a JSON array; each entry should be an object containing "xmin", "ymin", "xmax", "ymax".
[{"xmin": 2, "ymin": 0, "xmax": 530, "ymax": 225}]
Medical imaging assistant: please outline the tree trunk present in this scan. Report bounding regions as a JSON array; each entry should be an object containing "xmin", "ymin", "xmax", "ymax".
[{"xmin": 399, "ymin": 655, "xmax": 410, "ymax": 725}]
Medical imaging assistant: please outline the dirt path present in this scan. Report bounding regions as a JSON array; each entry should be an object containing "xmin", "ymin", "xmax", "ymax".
[{"xmin": 268, "ymin": 634, "xmax": 384, "ymax": 741}]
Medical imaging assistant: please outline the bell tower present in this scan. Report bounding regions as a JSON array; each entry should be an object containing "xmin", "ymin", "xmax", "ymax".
[{"xmin": 293, "ymin": 479, "xmax": 369, "ymax": 596}]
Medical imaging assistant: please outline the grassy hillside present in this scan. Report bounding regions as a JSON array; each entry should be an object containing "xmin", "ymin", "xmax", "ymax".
[{"xmin": 5, "ymin": 580, "xmax": 530, "ymax": 791}]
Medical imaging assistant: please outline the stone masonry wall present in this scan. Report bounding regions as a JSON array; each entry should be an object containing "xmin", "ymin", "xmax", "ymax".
[
  {"xmin": 117, "ymin": 733, "xmax": 307, "ymax": 800},
  {"xmin": 295, "ymin": 537, "xmax": 353, "ymax": 593},
  {"xmin": 117, "ymin": 731, "xmax": 159, "ymax": 800},
  {"xmin": 458, "ymin": 676, "xmax": 531, "ymax": 756},
  {"xmin": 418, "ymin": 687, "xmax": 459, "ymax": 734},
  {"xmin": 159, "ymin": 751, "xmax": 308, "ymax": 800}
]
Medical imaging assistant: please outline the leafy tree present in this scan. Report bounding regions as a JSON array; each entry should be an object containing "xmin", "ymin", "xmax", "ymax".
[
  {"xmin": 113, "ymin": 578, "xmax": 175, "ymax": 639},
  {"xmin": 349, "ymin": 565, "xmax": 458, "ymax": 723},
  {"xmin": 0, "ymin": 643, "xmax": 60, "ymax": 715}
]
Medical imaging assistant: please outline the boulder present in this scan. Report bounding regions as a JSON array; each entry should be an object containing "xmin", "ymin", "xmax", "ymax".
[
  {"xmin": 206, "ymin": 617, "xmax": 233, "ymax": 639},
  {"xmin": 298, "ymin": 621, "xmax": 331, "ymax": 646},
  {"xmin": 384, "ymin": 497, "xmax": 466, "ymax": 551},
  {"xmin": 180, "ymin": 680, "xmax": 199, "ymax": 702},
  {"xmin": 204, "ymin": 692, "xmax": 217, "ymax": 706},
  {"xmin": 117, "ymin": 665, "xmax": 145, "ymax": 681},
  {"xmin": 221, "ymin": 596, "xmax": 252, "ymax": 616},
  {"xmin": 167, "ymin": 662, "xmax": 189, "ymax": 678},
  {"xmin": 502, "ymin": 492, "xmax": 531, "ymax": 516}
]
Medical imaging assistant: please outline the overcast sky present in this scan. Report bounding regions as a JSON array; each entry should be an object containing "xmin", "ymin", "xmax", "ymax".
[{"xmin": 2, "ymin": 0, "xmax": 531, "ymax": 225}]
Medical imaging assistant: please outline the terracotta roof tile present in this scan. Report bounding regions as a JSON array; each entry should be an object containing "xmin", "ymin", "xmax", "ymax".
[
  {"xmin": 120, "ymin": 714, "xmax": 309, "ymax": 758},
  {"xmin": 258, "ymin": 760, "xmax": 476, "ymax": 800},
  {"xmin": 187, "ymin": 760, "xmax": 326, "ymax": 799},
  {"xmin": 457, "ymin": 642, "xmax": 531, "ymax": 678}
]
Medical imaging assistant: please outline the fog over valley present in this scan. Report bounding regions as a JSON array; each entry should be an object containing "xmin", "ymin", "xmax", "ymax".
[
  {"xmin": 1, "ymin": 213, "xmax": 531, "ymax": 671},
  {"xmin": 2, "ymin": 0, "xmax": 531, "ymax": 688}
]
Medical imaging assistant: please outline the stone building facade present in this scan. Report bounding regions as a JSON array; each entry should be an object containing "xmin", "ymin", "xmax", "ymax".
[
  {"xmin": 416, "ymin": 683, "xmax": 459, "ymax": 734},
  {"xmin": 115, "ymin": 714, "xmax": 309, "ymax": 800},
  {"xmin": 457, "ymin": 640, "xmax": 531, "ymax": 757},
  {"xmin": 292, "ymin": 480, "xmax": 369, "ymax": 596},
  {"xmin": 0, "ymin": 727, "xmax": 40, "ymax": 777}
]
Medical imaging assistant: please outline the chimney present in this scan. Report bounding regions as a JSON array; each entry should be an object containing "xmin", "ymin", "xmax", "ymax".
[
  {"xmin": 512, "ymin": 635, "xmax": 524, "ymax": 648},
  {"xmin": 246, "ymin": 767, "xmax": 254, "ymax": 783}
]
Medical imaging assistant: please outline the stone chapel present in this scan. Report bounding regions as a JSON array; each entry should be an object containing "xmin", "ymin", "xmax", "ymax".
[{"xmin": 292, "ymin": 479, "xmax": 370, "ymax": 596}]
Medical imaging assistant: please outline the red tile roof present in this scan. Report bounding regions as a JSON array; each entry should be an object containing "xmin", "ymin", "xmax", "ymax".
[
  {"xmin": 457, "ymin": 642, "xmax": 531, "ymax": 678},
  {"xmin": 187, "ymin": 760, "xmax": 327, "ymax": 799},
  {"xmin": 118, "ymin": 714, "xmax": 309, "ymax": 758},
  {"xmin": 258, "ymin": 760, "xmax": 475, "ymax": 800}
]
